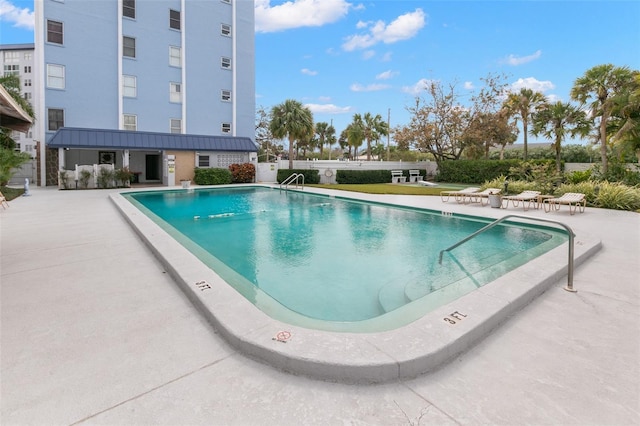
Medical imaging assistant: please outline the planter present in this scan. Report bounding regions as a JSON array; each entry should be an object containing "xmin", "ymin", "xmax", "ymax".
[
  {"xmin": 181, "ymin": 180, "xmax": 191, "ymax": 189},
  {"xmin": 488, "ymin": 194, "xmax": 502, "ymax": 208}
]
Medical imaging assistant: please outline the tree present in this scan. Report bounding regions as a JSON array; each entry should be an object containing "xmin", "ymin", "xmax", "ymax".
[
  {"xmin": 570, "ymin": 64, "xmax": 636, "ymax": 174},
  {"xmin": 269, "ymin": 99, "xmax": 314, "ymax": 169},
  {"xmin": 531, "ymin": 101, "xmax": 590, "ymax": 173},
  {"xmin": 1, "ymin": 74, "xmax": 35, "ymax": 185},
  {"xmin": 338, "ymin": 128, "xmax": 351, "ymax": 159},
  {"xmin": 503, "ymin": 88, "xmax": 546, "ymax": 160},
  {"xmin": 360, "ymin": 112, "xmax": 389, "ymax": 161},
  {"xmin": 314, "ymin": 121, "xmax": 335, "ymax": 159},
  {"xmin": 462, "ymin": 111, "xmax": 518, "ymax": 159},
  {"xmin": 346, "ymin": 119, "xmax": 365, "ymax": 159},
  {"xmin": 610, "ymin": 72, "xmax": 640, "ymax": 158},
  {"xmin": 255, "ymin": 105, "xmax": 277, "ymax": 162}
]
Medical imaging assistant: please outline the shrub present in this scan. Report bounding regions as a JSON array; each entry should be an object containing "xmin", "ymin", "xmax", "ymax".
[
  {"xmin": 336, "ymin": 169, "xmax": 392, "ymax": 184},
  {"xmin": 229, "ymin": 163, "xmax": 256, "ymax": 183},
  {"xmin": 437, "ymin": 160, "xmax": 521, "ymax": 183},
  {"xmin": 59, "ymin": 170, "xmax": 70, "ymax": 189},
  {"xmin": 114, "ymin": 167, "xmax": 133, "ymax": 187},
  {"xmin": 97, "ymin": 168, "xmax": 115, "ymax": 188},
  {"xmin": 593, "ymin": 181, "xmax": 640, "ymax": 211},
  {"xmin": 565, "ymin": 169, "xmax": 592, "ymax": 184},
  {"xmin": 194, "ymin": 168, "xmax": 232, "ymax": 185},
  {"xmin": 276, "ymin": 169, "xmax": 320, "ymax": 184},
  {"xmin": 79, "ymin": 170, "xmax": 92, "ymax": 189}
]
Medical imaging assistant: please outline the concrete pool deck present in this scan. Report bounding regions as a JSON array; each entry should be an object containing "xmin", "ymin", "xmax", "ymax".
[{"xmin": 1, "ymin": 186, "xmax": 639, "ymax": 425}]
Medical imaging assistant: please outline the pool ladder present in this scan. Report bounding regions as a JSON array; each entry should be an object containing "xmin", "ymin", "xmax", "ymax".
[
  {"xmin": 280, "ymin": 173, "xmax": 305, "ymax": 191},
  {"xmin": 438, "ymin": 214, "xmax": 577, "ymax": 292}
]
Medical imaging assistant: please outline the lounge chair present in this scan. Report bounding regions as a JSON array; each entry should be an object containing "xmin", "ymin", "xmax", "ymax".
[
  {"xmin": 543, "ymin": 192, "xmax": 586, "ymax": 215},
  {"xmin": 440, "ymin": 187, "xmax": 480, "ymax": 203},
  {"xmin": 390, "ymin": 170, "xmax": 406, "ymax": 183},
  {"xmin": 468, "ymin": 188, "xmax": 502, "ymax": 206},
  {"xmin": 0, "ymin": 191, "xmax": 9, "ymax": 209},
  {"xmin": 502, "ymin": 190, "xmax": 541, "ymax": 211},
  {"xmin": 408, "ymin": 170, "xmax": 422, "ymax": 183}
]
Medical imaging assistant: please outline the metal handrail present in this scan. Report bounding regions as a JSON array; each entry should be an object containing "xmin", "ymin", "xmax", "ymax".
[
  {"xmin": 438, "ymin": 214, "xmax": 577, "ymax": 292},
  {"xmin": 279, "ymin": 173, "xmax": 305, "ymax": 191}
]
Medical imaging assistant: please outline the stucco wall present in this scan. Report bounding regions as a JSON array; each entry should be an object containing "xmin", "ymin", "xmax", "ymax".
[{"xmin": 169, "ymin": 151, "xmax": 196, "ymax": 182}]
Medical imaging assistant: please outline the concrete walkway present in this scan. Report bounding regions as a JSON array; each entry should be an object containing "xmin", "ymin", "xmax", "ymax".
[{"xmin": 1, "ymin": 187, "xmax": 638, "ymax": 425}]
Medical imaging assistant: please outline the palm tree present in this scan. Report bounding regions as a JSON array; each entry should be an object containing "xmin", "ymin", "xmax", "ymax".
[
  {"xmin": 570, "ymin": 64, "xmax": 636, "ymax": 174},
  {"xmin": 360, "ymin": 112, "xmax": 389, "ymax": 161},
  {"xmin": 503, "ymin": 88, "xmax": 546, "ymax": 160},
  {"xmin": 531, "ymin": 101, "xmax": 590, "ymax": 173},
  {"xmin": 345, "ymin": 121, "xmax": 364, "ymax": 160},
  {"xmin": 611, "ymin": 73, "xmax": 640, "ymax": 157},
  {"xmin": 269, "ymin": 99, "xmax": 314, "ymax": 169},
  {"xmin": 314, "ymin": 122, "xmax": 335, "ymax": 159}
]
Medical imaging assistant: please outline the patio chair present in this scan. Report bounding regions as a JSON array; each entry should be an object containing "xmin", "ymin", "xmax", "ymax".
[
  {"xmin": 440, "ymin": 187, "xmax": 480, "ymax": 203},
  {"xmin": 468, "ymin": 188, "xmax": 502, "ymax": 206},
  {"xmin": 502, "ymin": 190, "xmax": 541, "ymax": 211},
  {"xmin": 0, "ymin": 191, "xmax": 9, "ymax": 209},
  {"xmin": 543, "ymin": 192, "xmax": 586, "ymax": 215},
  {"xmin": 408, "ymin": 170, "xmax": 422, "ymax": 183}
]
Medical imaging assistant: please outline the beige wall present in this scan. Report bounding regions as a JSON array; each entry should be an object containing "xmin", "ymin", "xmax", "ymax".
[{"xmin": 168, "ymin": 151, "xmax": 196, "ymax": 182}]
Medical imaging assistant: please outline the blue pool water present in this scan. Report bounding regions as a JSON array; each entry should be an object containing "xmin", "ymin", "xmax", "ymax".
[{"xmin": 124, "ymin": 187, "xmax": 567, "ymax": 331}]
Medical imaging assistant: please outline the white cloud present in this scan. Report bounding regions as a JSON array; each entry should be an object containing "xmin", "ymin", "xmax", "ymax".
[
  {"xmin": 402, "ymin": 78, "xmax": 436, "ymax": 96},
  {"xmin": 301, "ymin": 68, "xmax": 318, "ymax": 76},
  {"xmin": 350, "ymin": 83, "xmax": 391, "ymax": 92},
  {"xmin": 305, "ymin": 103, "xmax": 353, "ymax": 114},
  {"xmin": 380, "ymin": 52, "xmax": 393, "ymax": 62},
  {"xmin": 510, "ymin": 77, "xmax": 555, "ymax": 93},
  {"xmin": 255, "ymin": 0, "xmax": 350, "ymax": 33},
  {"xmin": 501, "ymin": 50, "xmax": 542, "ymax": 66},
  {"xmin": 362, "ymin": 50, "xmax": 375, "ymax": 60},
  {"xmin": 376, "ymin": 70, "xmax": 398, "ymax": 80},
  {"xmin": 342, "ymin": 8, "xmax": 426, "ymax": 51},
  {"xmin": 0, "ymin": 0, "xmax": 34, "ymax": 30},
  {"xmin": 464, "ymin": 81, "xmax": 475, "ymax": 90}
]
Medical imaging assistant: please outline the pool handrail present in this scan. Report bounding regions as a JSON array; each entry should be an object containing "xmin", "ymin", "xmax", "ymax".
[
  {"xmin": 280, "ymin": 173, "xmax": 305, "ymax": 191},
  {"xmin": 438, "ymin": 214, "xmax": 577, "ymax": 292}
]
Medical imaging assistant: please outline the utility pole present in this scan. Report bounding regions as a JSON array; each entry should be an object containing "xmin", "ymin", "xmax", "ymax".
[
  {"xmin": 386, "ymin": 108, "xmax": 390, "ymax": 162},
  {"xmin": 329, "ymin": 118, "xmax": 333, "ymax": 160}
]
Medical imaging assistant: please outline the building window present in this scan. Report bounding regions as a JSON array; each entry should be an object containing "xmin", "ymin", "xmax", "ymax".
[
  {"xmin": 221, "ymin": 24, "xmax": 231, "ymax": 37},
  {"xmin": 24, "ymin": 79, "xmax": 32, "ymax": 87},
  {"xmin": 3, "ymin": 65, "xmax": 19, "ymax": 76},
  {"xmin": 123, "ymin": 114, "xmax": 137, "ymax": 131},
  {"xmin": 198, "ymin": 155, "xmax": 210, "ymax": 168},
  {"xmin": 170, "ymin": 82, "xmax": 181, "ymax": 103},
  {"xmin": 123, "ymin": 36, "xmax": 136, "ymax": 58},
  {"xmin": 221, "ymin": 90, "xmax": 231, "ymax": 102},
  {"xmin": 47, "ymin": 20, "xmax": 64, "ymax": 45},
  {"xmin": 123, "ymin": 75, "xmax": 137, "ymax": 97},
  {"xmin": 23, "ymin": 92, "xmax": 32, "ymax": 101},
  {"xmin": 221, "ymin": 0, "xmax": 231, "ymax": 4},
  {"xmin": 24, "ymin": 52, "xmax": 32, "ymax": 61},
  {"xmin": 169, "ymin": 9, "xmax": 181, "ymax": 30},
  {"xmin": 123, "ymin": 0, "xmax": 135, "ymax": 19},
  {"xmin": 48, "ymin": 108, "xmax": 64, "ymax": 131},
  {"xmin": 170, "ymin": 119, "xmax": 181, "ymax": 134},
  {"xmin": 46, "ymin": 64, "xmax": 65, "ymax": 89},
  {"xmin": 221, "ymin": 57, "xmax": 231, "ymax": 69},
  {"xmin": 169, "ymin": 46, "xmax": 181, "ymax": 67},
  {"xmin": 24, "ymin": 66, "xmax": 31, "ymax": 73},
  {"xmin": 221, "ymin": 123, "xmax": 231, "ymax": 134},
  {"xmin": 217, "ymin": 154, "xmax": 244, "ymax": 168},
  {"xmin": 3, "ymin": 51, "xmax": 19, "ymax": 62}
]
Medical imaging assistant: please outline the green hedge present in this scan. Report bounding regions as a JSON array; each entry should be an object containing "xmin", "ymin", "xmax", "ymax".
[
  {"xmin": 277, "ymin": 169, "xmax": 320, "ymax": 184},
  {"xmin": 437, "ymin": 159, "xmax": 555, "ymax": 183},
  {"xmin": 194, "ymin": 168, "xmax": 233, "ymax": 185},
  {"xmin": 336, "ymin": 169, "xmax": 395, "ymax": 184}
]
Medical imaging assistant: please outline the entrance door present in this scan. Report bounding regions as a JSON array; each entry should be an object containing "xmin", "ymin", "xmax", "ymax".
[{"xmin": 145, "ymin": 154, "xmax": 160, "ymax": 180}]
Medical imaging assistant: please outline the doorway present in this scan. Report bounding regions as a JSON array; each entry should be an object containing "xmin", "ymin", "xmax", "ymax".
[{"xmin": 145, "ymin": 154, "xmax": 161, "ymax": 180}]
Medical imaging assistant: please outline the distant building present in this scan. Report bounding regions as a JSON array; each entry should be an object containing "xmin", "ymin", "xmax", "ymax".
[
  {"xmin": 33, "ymin": 0, "xmax": 256, "ymax": 186},
  {"xmin": 0, "ymin": 43, "xmax": 36, "ymax": 155}
]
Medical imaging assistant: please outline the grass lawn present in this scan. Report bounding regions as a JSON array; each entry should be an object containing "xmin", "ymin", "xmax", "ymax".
[
  {"xmin": 0, "ymin": 186, "xmax": 25, "ymax": 201},
  {"xmin": 308, "ymin": 182, "xmax": 470, "ymax": 196}
]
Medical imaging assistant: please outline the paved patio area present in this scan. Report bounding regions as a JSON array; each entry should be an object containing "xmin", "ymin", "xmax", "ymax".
[{"xmin": 1, "ymin": 186, "xmax": 639, "ymax": 425}]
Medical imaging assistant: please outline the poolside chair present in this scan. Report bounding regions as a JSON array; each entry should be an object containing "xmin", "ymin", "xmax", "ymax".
[
  {"xmin": 468, "ymin": 188, "xmax": 502, "ymax": 206},
  {"xmin": 501, "ymin": 190, "xmax": 541, "ymax": 211},
  {"xmin": 440, "ymin": 187, "xmax": 480, "ymax": 203},
  {"xmin": 543, "ymin": 192, "xmax": 586, "ymax": 215},
  {"xmin": 0, "ymin": 191, "xmax": 9, "ymax": 209}
]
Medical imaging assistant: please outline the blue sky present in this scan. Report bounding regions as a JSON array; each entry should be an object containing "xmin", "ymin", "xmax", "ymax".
[{"xmin": 2, "ymin": 0, "xmax": 639, "ymax": 145}]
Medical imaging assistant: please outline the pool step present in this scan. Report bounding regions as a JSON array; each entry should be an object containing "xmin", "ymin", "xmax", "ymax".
[{"xmin": 377, "ymin": 283, "xmax": 410, "ymax": 313}]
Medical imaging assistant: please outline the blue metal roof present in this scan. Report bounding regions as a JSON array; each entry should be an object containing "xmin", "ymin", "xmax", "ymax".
[{"xmin": 47, "ymin": 127, "xmax": 257, "ymax": 152}]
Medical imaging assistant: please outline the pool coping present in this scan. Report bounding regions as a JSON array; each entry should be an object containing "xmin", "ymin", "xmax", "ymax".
[{"xmin": 110, "ymin": 185, "xmax": 602, "ymax": 383}]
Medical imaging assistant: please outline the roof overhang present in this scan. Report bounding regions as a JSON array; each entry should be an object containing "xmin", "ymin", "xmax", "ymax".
[{"xmin": 0, "ymin": 85, "xmax": 33, "ymax": 133}]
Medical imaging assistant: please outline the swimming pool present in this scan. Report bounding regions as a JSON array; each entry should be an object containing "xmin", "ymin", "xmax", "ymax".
[{"xmin": 123, "ymin": 186, "xmax": 568, "ymax": 332}]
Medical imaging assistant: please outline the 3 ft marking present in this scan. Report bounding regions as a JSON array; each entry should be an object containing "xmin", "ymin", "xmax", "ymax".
[
  {"xmin": 443, "ymin": 311, "xmax": 467, "ymax": 325},
  {"xmin": 195, "ymin": 280, "xmax": 211, "ymax": 291}
]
